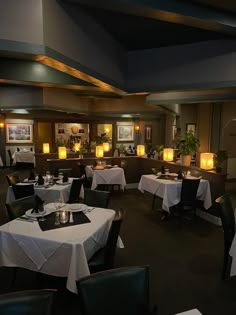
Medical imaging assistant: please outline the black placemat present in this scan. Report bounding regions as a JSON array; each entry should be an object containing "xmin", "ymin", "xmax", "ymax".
[{"xmin": 38, "ymin": 211, "xmax": 91, "ymax": 231}]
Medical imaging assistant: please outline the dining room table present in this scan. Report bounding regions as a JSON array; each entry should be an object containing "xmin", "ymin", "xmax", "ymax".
[
  {"xmin": 138, "ymin": 174, "xmax": 212, "ymax": 213},
  {"xmin": 0, "ymin": 203, "xmax": 122, "ymax": 294},
  {"xmin": 6, "ymin": 177, "xmax": 84, "ymax": 204},
  {"xmin": 86, "ymin": 165, "xmax": 127, "ymax": 191},
  {"xmin": 174, "ymin": 309, "xmax": 203, "ymax": 315},
  {"xmin": 12, "ymin": 150, "xmax": 36, "ymax": 167}
]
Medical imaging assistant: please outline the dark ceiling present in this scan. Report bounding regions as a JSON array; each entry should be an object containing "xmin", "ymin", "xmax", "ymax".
[{"xmin": 59, "ymin": 0, "xmax": 236, "ymax": 51}]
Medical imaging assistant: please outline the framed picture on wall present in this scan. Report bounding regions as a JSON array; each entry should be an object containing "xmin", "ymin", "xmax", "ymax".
[
  {"xmin": 117, "ymin": 125, "xmax": 134, "ymax": 142},
  {"xmin": 186, "ymin": 123, "xmax": 196, "ymax": 135},
  {"xmin": 145, "ymin": 125, "xmax": 152, "ymax": 143},
  {"xmin": 6, "ymin": 123, "xmax": 33, "ymax": 143}
]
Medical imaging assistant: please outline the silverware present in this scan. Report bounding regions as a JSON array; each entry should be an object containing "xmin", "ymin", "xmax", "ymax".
[{"xmin": 16, "ymin": 217, "xmax": 35, "ymax": 223}]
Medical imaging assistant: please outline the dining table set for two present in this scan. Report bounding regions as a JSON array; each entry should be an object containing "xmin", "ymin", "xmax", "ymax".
[
  {"xmin": 85, "ymin": 164, "xmax": 127, "ymax": 191},
  {"xmin": 0, "ymin": 201, "xmax": 121, "ymax": 294},
  {"xmin": 138, "ymin": 171, "xmax": 212, "ymax": 213},
  {"xmin": 6, "ymin": 172, "xmax": 82, "ymax": 204}
]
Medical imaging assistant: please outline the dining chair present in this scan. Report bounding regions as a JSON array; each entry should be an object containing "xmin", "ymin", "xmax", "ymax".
[
  {"xmin": 0, "ymin": 289, "xmax": 56, "ymax": 315},
  {"xmin": 6, "ymin": 174, "xmax": 20, "ymax": 186},
  {"xmin": 172, "ymin": 177, "xmax": 201, "ymax": 222},
  {"xmin": 84, "ymin": 188, "xmax": 111, "ymax": 208},
  {"xmin": 5, "ymin": 194, "xmax": 37, "ymax": 220},
  {"xmin": 78, "ymin": 164, "xmax": 92, "ymax": 188},
  {"xmin": 12, "ymin": 183, "xmax": 35, "ymax": 200},
  {"xmin": 77, "ymin": 265, "xmax": 157, "ymax": 315},
  {"xmin": 58, "ymin": 168, "xmax": 73, "ymax": 177},
  {"xmin": 7, "ymin": 149, "xmax": 14, "ymax": 167},
  {"xmin": 68, "ymin": 178, "xmax": 83, "ymax": 203},
  {"xmin": 215, "ymin": 194, "xmax": 236, "ymax": 280},
  {"xmin": 88, "ymin": 208, "xmax": 125, "ymax": 273}
]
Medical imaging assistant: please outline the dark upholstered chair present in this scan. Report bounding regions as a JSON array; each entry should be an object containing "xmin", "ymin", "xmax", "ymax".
[
  {"xmin": 77, "ymin": 265, "xmax": 157, "ymax": 315},
  {"xmin": 58, "ymin": 168, "xmax": 73, "ymax": 177},
  {"xmin": 78, "ymin": 164, "xmax": 92, "ymax": 188},
  {"xmin": 7, "ymin": 149, "xmax": 14, "ymax": 167},
  {"xmin": 88, "ymin": 208, "xmax": 125, "ymax": 273},
  {"xmin": 68, "ymin": 178, "xmax": 83, "ymax": 203},
  {"xmin": 12, "ymin": 183, "xmax": 35, "ymax": 200},
  {"xmin": 84, "ymin": 189, "xmax": 111, "ymax": 209},
  {"xmin": 6, "ymin": 174, "xmax": 20, "ymax": 186},
  {"xmin": 0, "ymin": 289, "xmax": 56, "ymax": 315},
  {"xmin": 172, "ymin": 177, "xmax": 201, "ymax": 222},
  {"xmin": 215, "ymin": 194, "xmax": 236, "ymax": 280},
  {"xmin": 6, "ymin": 194, "xmax": 37, "ymax": 220}
]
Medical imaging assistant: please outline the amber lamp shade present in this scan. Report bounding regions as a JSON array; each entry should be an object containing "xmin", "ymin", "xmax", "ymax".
[
  {"xmin": 43, "ymin": 143, "xmax": 50, "ymax": 154},
  {"xmin": 163, "ymin": 148, "xmax": 174, "ymax": 162},
  {"xmin": 96, "ymin": 145, "xmax": 104, "ymax": 158},
  {"xmin": 200, "ymin": 153, "xmax": 214, "ymax": 170},
  {"xmin": 74, "ymin": 143, "xmax": 81, "ymax": 151},
  {"xmin": 103, "ymin": 142, "xmax": 109, "ymax": 152},
  {"xmin": 58, "ymin": 146, "xmax": 67, "ymax": 159},
  {"xmin": 137, "ymin": 145, "xmax": 145, "ymax": 157}
]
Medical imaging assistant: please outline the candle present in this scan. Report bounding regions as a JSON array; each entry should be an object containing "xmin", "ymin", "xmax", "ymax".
[{"xmin": 60, "ymin": 210, "xmax": 68, "ymax": 224}]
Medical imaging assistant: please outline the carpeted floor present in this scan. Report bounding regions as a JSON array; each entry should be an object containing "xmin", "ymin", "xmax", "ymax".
[{"xmin": 0, "ymin": 168, "xmax": 236, "ymax": 315}]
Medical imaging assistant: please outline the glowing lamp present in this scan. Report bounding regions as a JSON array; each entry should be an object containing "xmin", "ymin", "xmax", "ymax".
[
  {"xmin": 74, "ymin": 142, "xmax": 81, "ymax": 151},
  {"xmin": 96, "ymin": 145, "xmax": 104, "ymax": 158},
  {"xmin": 43, "ymin": 143, "xmax": 50, "ymax": 154},
  {"xmin": 0, "ymin": 122, "xmax": 4, "ymax": 128},
  {"xmin": 137, "ymin": 145, "xmax": 145, "ymax": 157},
  {"xmin": 135, "ymin": 125, "xmax": 140, "ymax": 132},
  {"xmin": 58, "ymin": 146, "xmax": 67, "ymax": 159},
  {"xmin": 163, "ymin": 148, "xmax": 174, "ymax": 161},
  {"xmin": 103, "ymin": 142, "xmax": 110, "ymax": 152},
  {"xmin": 200, "ymin": 153, "xmax": 214, "ymax": 170}
]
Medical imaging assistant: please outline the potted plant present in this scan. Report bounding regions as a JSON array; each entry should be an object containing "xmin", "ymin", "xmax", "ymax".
[
  {"xmin": 77, "ymin": 144, "xmax": 87, "ymax": 159},
  {"xmin": 90, "ymin": 141, "xmax": 97, "ymax": 153},
  {"xmin": 155, "ymin": 144, "xmax": 164, "ymax": 160},
  {"xmin": 177, "ymin": 131, "xmax": 200, "ymax": 166},
  {"xmin": 214, "ymin": 150, "xmax": 228, "ymax": 173},
  {"xmin": 117, "ymin": 143, "xmax": 126, "ymax": 157}
]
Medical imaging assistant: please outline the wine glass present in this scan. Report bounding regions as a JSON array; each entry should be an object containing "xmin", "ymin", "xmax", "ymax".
[{"xmin": 38, "ymin": 205, "xmax": 46, "ymax": 221}]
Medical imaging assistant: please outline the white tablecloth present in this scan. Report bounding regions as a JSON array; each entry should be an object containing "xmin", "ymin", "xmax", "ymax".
[
  {"xmin": 174, "ymin": 309, "xmax": 202, "ymax": 315},
  {"xmin": 0, "ymin": 205, "xmax": 117, "ymax": 294},
  {"xmin": 12, "ymin": 151, "xmax": 36, "ymax": 167},
  {"xmin": 91, "ymin": 167, "xmax": 126, "ymax": 190},
  {"xmin": 229, "ymin": 233, "xmax": 236, "ymax": 277},
  {"xmin": 138, "ymin": 174, "xmax": 212, "ymax": 212},
  {"xmin": 6, "ymin": 178, "xmax": 84, "ymax": 204}
]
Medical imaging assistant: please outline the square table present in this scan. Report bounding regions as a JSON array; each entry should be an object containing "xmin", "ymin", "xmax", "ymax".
[
  {"xmin": 87, "ymin": 166, "xmax": 126, "ymax": 191},
  {"xmin": 138, "ymin": 174, "xmax": 212, "ymax": 212},
  {"xmin": 12, "ymin": 151, "xmax": 36, "ymax": 167},
  {"xmin": 0, "ymin": 204, "xmax": 117, "ymax": 294},
  {"xmin": 6, "ymin": 178, "xmax": 84, "ymax": 204}
]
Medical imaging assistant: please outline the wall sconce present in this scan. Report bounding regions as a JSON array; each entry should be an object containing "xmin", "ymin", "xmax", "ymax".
[
  {"xmin": 137, "ymin": 145, "xmax": 145, "ymax": 157},
  {"xmin": 200, "ymin": 153, "xmax": 214, "ymax": 170},
  {"xmin": 96, "ymin": 145, "xmax": 104, "ymax": 158},
  {"xmin": 43, "ymin": 143, "xmax": 50, "ymax": 154},
  {"xmin": 74, "ymin": 142, "xmax": 81, "ymax": 152},
  {"xmin": 0, "ymin": 122, "xmax": 4, "ymax": 128},
  {"xmin": 163, "ymin": 148, "xmax": 174, "ymax": 162},
  {"xmin": 135, "ymin": 125, "xmax": 140, "ymax": 133},
  {"xmin": 58, "ymin": 146, "xmax": 67, "ymax": 159},
  {"xmin": 103, "ymin": 142, "xmax": 109, "ymax": 152}
]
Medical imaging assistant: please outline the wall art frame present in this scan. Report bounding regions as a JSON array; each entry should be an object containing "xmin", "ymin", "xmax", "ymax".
[
  {"xmin": 117, "ymin": 125, "xmax": 134, "ymax": 142},
  {"xmin": 6, "ymin": 123, "xmax": 33, "ymax": 143}
]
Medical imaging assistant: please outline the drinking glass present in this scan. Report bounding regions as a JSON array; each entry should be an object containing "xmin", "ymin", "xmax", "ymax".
[{"xmin": 38, "ymin": 205, "xmax": 46, "ymax": 221}]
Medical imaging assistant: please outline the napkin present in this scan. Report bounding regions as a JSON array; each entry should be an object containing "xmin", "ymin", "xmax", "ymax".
[
  {"xmin": 31, "ymin": 195, "xmax": 45, "ymax": 214},
  {"xmin": 37, "ymin": 174, "xmax": 45, "ymax": 185},
  {"xmin": 28, "ymin": 170, "xmax": 36, "ymax": 180},
  {"xmin": 63, "ymin": 174, "xmax": 68, "ymax": 182}
]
